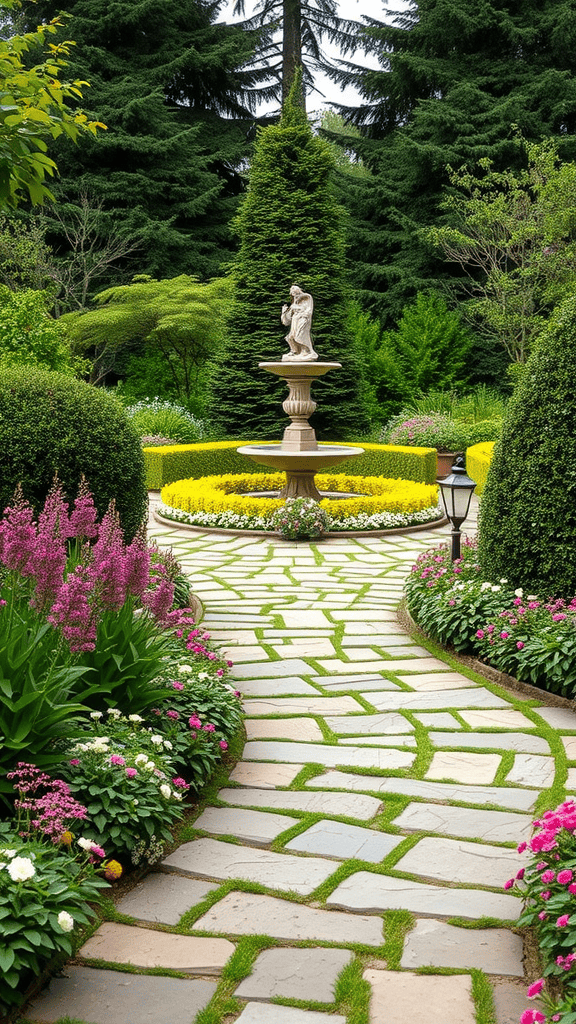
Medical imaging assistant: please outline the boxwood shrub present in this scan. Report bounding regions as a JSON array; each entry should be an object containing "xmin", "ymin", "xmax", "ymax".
[
  {"xmin": 0, "ymin": 366, "xmax": 147, "ymax": 540},
  {"xmin": 466, "ymin": 442, "xmax": 495, "ymax": 496},
  {"xmin": 478, "ymin": 294, "xmax": 576, "ymax": 596},
  {"xmin": 144, "ymin": 441, "xmax": 437, "ymax": 489}
]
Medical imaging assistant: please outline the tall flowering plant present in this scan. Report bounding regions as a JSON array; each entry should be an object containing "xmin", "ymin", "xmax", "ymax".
[{"xmin": 505, "ymin": 802, "xmax": 576, "ymax": 1024}]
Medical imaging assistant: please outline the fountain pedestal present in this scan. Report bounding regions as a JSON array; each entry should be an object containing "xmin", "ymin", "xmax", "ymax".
[{"xmin": 237, "ymin": 361, "xmax": 364, "ymax": 500}]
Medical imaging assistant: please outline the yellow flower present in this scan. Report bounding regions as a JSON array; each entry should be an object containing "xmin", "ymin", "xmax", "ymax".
[
  {"xmin": 103, "ymin": 859, "xmax": 123, "ymax": 881},
  {"xmin": 60, "ymin": 831, "xmax": 74, "ymax": 846}
]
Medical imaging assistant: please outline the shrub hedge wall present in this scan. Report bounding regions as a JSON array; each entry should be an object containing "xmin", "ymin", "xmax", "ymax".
[
  {"xmin": 144, "ymin": 441, "xmax": 437, "ymax": 489},
  {"xmin": 466, "ymin": 442, "xmax": 495, "ymax": 496}
]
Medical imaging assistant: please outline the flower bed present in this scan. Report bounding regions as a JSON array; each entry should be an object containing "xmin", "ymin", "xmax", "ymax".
[
  {"xmin": 505, "ymin": 801, "xmax": 576, "ymax": 1023},
  {"xmin": 0, "ymin": 480, "xmax": 243, "ymax": 1015},
  {"xmin": 159, "ymin": 471, "xmax": 443, "ymax": 533},
  {"xmin": 404, "ymin": 539, "xmax": 576, "ymax": 699}
]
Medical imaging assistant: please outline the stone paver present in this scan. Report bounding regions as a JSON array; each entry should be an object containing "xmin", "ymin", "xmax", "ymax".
[
  {"xmin": 245, "ymin": 718, "xmax": 324, "ymax": 741},
  {"xmin": 242, "ymin": 739, "xmax": 415, "ymax": 770},
  {"xmin": 193, "ymin": 806, "xmax": 297, "ymax": 844},
  {"xmin": 162, "ymin": 838, "xmax": 338, "ymax": 895},
  {"xmin": 24, "ymin": 967, "xmax": 217, "ymax": 1024},
  {"xmin": 116, "ymin": 874, "xmax": 217, "ymax": 924},
  {"xmin": 394, "ymin": 835, "xmax": 529, "ymax": 887},
  {"xmin": 491, "ymin": 980, "xmax": 545, "ymax": 1024},
  {"xmin": 326, "ymin": 871, "xmax": 522, "ymax": 919},
  {"xmin": 193, "ymin": 891, "xmax": 384, "ymax": 945},
  {"xmin": 32, "ymin": 511, "xmax": 572, "ymax": 1024},
  {"xmin": 235, "ymin": 947, "xmax": 352, "ymax": 1002},
  {"xmin": 304, "ymin": 771, "xmax": 536, "ymax": 810},
  {"xmin": 425, "ymin": 750, "xmax": 501, "ymax": 784},
  {"xmin": 401, "ymin": 918, "xmax": 524, "ymax": 975},
  {"xmin": 364, "ymin": 968, "xmax": 476, "ymax": 1024},
  {"xmin": 79, "ymin": 923, "xmax": 234, "ymax": 973},
  {"xmin": 392, "ymin": 802, "xmax": 533, "ymax": 842},
  {"xmin": 217, "ymin": 786, "xmax": 383, "ymax": 819},
  {"xmin": 235, "ymin": 1005, "xmax": 346, "ymax": 1024},
  {"xmin": 286, "ymin": 820, "xmax": 403, "ymax": 861},
  {"xmin": 229, "ymin": 762, "xmax": 304, "ymax": 788}
]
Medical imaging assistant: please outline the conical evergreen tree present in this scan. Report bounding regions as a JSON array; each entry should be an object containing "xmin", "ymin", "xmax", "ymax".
[
  {"xmin": 209, "ymin": 81, "xmax": 370, "ymax": 440},
  {"xmin": 336, "ymin": 0, "xmax": 576, "ymax": 323},
  {"xmin": 478, "ymin": 294, "xmax": 576, "ymax": 597},
  {"xmin": 25, "ymin": 0, "xmax": 265, "ymax": 284}
]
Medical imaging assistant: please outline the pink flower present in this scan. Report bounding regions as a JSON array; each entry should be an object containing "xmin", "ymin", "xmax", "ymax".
[
  {"xmin": 517, "ymin": 641, "xmax": 525, "ymax": 650},
  {"xmin": 219, "ymin": 740, "xmax": 228, "ymax": 750},
  {"xmin": 217, "ymin": 668, "xmax": 224, "ymax": 677},
  {"xmin": 226, "ymin": 660, "xmax": 234, "ymax": 668},
  {"xmin": 172, "ymin": 777, "xmax": 189, "ymax": 789},
  {"xmin": 69, "ymin": 477, "xmax": 99, "ymax": 540},
  {"xmin": 556, "ymin": 914, "xmax": 570, "ymax": 927},
  {"xmin": 538, "ymin": 911, "xmax": 547, "ymax": 920},
  {"xmin": 517, "ymin": 842, "xmax": 527, "ymax": 853},
  {"xmin": 558, "ymin": 869, "xmax": 573, "ymax": 884},
  {"xmin": 189, "ymin": 716, "xmax": 202, "ymax": 730},
  {"xmin": 568, "ymin": 883, "xmax": 576, "ymax": 894},
  {"xmin": 526, "ymin": 979, "xmax": 545, "ymax": 999},
  {"xmin": 166, "ymin": 710, "xmax": 179, "ymax": 720},
  {"xmin": 234, "ymin": 691, "xmax": 241, "ymax": 698},
  {"xmin": 90, "ymin": 845, "xmax": 105, "ymax": 858},
  {"xmin": 109, "ymin": 755, "xmax": 126, "ymax": 767},
  {"xmin": 69, "ymin": 759, "xmax": 81, "ymax": 766},
  {"xmin": 521, "ymin": 1012, "xmax": 545, "ymax": 1024},
  {"xmin": 125, "ymin": 767, "xmax": 137, "ymax": 779},
  {"xmin": 516, "ymin": 868, "xmax": 525, "ymax": 880},
  {"xmin": 500, "ymin": 631, "xmax": 509, "ymax": 639},
  {"xmin": 541, "ymin": 869, "xmax": 555, "ymax": 883},
  {"xmin": 203, "ymin": 723, "xmax": 215, "ymax": 732},
  {"xmin": 172, "ymin": 681, "xmax": 184, "ymax": 690},
  {"xmin": 476, "ymin": 629, "xmax": 485, "ymax": 639},
  {"xmin": 503, "ymin": 878, "xmax": 514, "ymax": 890},
  {"xmin": 540, "ymin": 891, "xmax": 551, "ymax": 900}
]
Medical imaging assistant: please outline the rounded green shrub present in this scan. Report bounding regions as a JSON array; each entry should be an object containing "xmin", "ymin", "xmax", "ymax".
[
  {"xmin": 0, "ymin": 366, "xmax": 147, "ymax": 540},
  {"xmin": 478, "ymin": 295, "xmax": 576, "ymax": 596},
  {"xmin": 465, "ymin": 418, "xmax": 502, "ymax": 445}
]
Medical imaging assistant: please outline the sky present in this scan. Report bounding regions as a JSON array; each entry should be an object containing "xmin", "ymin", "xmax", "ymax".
[{"xmin": 221, "ymin": 0, "xmax": 410, "ymax": 115}]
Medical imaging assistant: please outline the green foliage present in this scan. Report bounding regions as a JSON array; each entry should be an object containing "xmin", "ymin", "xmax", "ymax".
[
  {"xmin": 126, "ymin": 400, "xmax": 209, "ymax": 444},
  {"xmin": 478, "ymin": 293, "xmax": 576, "ymax": 597},
  {"xmin": 0, "ymin": 1, "xmax": 103, "ymax": 209},
  {"xmin": 0, "ymin": 838, "xmax": 107, "ymax": 1015},
  {"xmin": 0, "ymin": 214, "xmax": 53, "ymax": 290},
  {"xmin": 376, "ymin": 293, "xmax": 474, "ymax": 408},
  {"xmin": 143, "ymin": 441, "xmax": 438, "ymax": 489},
  {"xmin": 341, "ymin": 0, "xmax": 576, "ymax": 325},
  {"xmin": 0, "ymin": 286, "xmax": 76, "ymax": 372},
  {"xmin": 209, "ymin": 94, "xmax": 371, "ymax": 440},
  {"xmin": 466, "ymin": 442, "xmax": 495, "ymax": 496},
  {"xmin": 383, "ymin": 414, "xmax": 470, "ymax": 453},
  {"xmin": 428, "ymin": 137, "xmax": 576, "ymax": 363},
  {"xmin": 64, "ymin": 275, "xmax": 232, "ymax": 407},
  {"xmin": 0, "ymin": 365, "xmax": 147, "ymax": 540},
  {"xmin": 28, "ymin": 0, "xmax": 262, "ymax": 281},
  {"xmin": 399, "ymin": 385, "xmax": 508, "ymax": 424}
]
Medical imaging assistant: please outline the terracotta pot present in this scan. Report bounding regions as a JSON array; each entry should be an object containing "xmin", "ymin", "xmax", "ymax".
[{"xmin": 436, "ymin": 451, "xmax": 464, "ymax": 479}]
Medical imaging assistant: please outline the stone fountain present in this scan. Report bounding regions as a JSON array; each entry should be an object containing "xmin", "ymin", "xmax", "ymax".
[{"xmin": 238, "ymin": 285, "xmax": 364, "ymax": 500}]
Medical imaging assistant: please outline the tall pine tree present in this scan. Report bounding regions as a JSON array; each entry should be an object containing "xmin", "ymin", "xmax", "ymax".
[
  {"xmin": 337, "ymin": 0, "xmax": 576, "ymax": 325},
  {"xmin": 209, "ymin": 84, "xmax": 370, "ymax": 440},
  {"xmin": 25, "ymin": 0, "xmax": 266, "ymax": 285}
]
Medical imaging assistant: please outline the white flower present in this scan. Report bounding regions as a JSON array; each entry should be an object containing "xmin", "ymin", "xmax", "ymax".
[
  {"xmin": 133, "ymin": 799, "xmax": 139, "ymax": 806},
  {"xmin": 173, "ymin": 792, "xmax": 182, "ymax": 801},
  {"xmin": 150, "ymin": 735, "xmax": 163, "ymax": 745},
  {"xmin": 57, "ymin": 911, "xmax": 74, "ymax": 932},
  {"xmin": 491, "ymin": 585, "xmax": 501, "ymax": 593},
  {"xmin": 160, "ymin": 784, "xmax": 171, "ymax": 799},
  {"xmin": 0, "ymin": 849, "xmax": 16, "ymax": 859},
  {"xmin": 107, "ymin": 708, "xmax": 122, "ymax": 718},
  {"xmin": 0, "ymin": 863, "xmax": 6, "ymax": 871},
  {"xmin": 514, "ymin": 588, "xmax": 524, "ymax": 597},
  {"xmin": 145, "ymin": 761, "xmax": 155, "ymax": 771},
  {"xmin": 500, "ymin": 578, "xmax": 508, "ymax": 584},
  {"xmin": 90, "ymin": 711, "xmax": 103, "ymax": 720},
  {"xmin": 198, "ymin": 671, "xmax": 210, "ymax": 681},
  {"xmin": 7, "ymin": 856, "xmax": 35, "ymax": 881},
  {"xmin": 134, "ymin": 753, "xmax": 148, "ymax": 766},
  {"xmin": 527, "ymin": 595, "xmax": 538, "ymax": 601},
  {"xmin": 480, "ymin": 582, "xmax": 492, "ymax": 591},
  {"xmin": 129, "ymin": 714, "xmax": 143, "ymax": 723},
  {"xmin": 178, "ymin": 664, "xmax": 193, "ymax": 675},
  {"xmin": 163, "ymin": 740, "xmax": 173, "ymax": 750},
  {"xmin": 78, "ymin": 837, "xmax": 96, "ymax": 852}
]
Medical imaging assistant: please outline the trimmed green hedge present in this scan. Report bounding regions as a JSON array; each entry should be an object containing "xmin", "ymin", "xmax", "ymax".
[
  {"xmin": 466, "ymin": 442, "xmax": 495, "ymax": 496},
  {"xmin": 144, "ymin": 441, "xmax": 438, "ymax": 489}
]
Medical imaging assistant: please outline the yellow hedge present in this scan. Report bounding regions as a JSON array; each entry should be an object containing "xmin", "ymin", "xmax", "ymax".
[
  {"xmin": 161, "ymin": 472, "xmax": 438, "ymax": 522},
  {"xmin": 144, "ymin": 441, "xmax": 437, "ymax": 489},
  {"xmin": 466, "ymin": 442, "xmax": 495, "ymax": 496}
]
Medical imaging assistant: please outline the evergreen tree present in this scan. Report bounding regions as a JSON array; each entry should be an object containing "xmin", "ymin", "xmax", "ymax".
[
  {"xmin": 338, "ymin": 0, "xmax": 576, "ymax": 324},
  {"xmin": 478, "ymin": 294, "xmax": 576, "ymax": 597},
  {"xmin": 209, "ymin": 86, "xmax": 370, "ymax": 440},
  {"xmin": 26, "ymin": 0, "xmax": 265, "ymax": 284}
]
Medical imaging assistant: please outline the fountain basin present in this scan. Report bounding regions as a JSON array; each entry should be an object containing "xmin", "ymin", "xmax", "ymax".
[{"xmin": 237, "ymin": 444, "xmax": 364, "ymax": 500}]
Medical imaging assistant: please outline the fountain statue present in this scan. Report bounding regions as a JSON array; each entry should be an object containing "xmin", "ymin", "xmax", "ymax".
[{"xmin": 237, "ymin": 286, "xmax": 364, "ymax": 500}]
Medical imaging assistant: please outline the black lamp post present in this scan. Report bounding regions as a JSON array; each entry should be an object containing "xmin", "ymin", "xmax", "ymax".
[{"xmin": 437, "ymin": 456, "xmax": 477, "ymax": 560}]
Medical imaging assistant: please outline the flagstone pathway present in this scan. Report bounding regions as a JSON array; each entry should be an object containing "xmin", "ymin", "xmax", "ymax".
[{"xmin": 25, "ymin": 499, "xmax": 573, "ymax": 1024}]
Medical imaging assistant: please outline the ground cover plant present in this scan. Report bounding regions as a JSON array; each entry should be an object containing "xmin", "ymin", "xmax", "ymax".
[
  {"xmin": 404, "ymin": 539, "xmax": 576, "ymax": 699},
  {"xmin": 505, "ymin": 800, "xmax": 576, "ymax": 1023},
  {"xmin": 159, "ymin": 471, "xmax": 442, "ymax": 533}
]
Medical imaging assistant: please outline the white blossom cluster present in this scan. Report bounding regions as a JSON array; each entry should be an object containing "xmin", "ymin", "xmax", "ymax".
[{"xmin": 158, "ymin": 503, "xmax": 444, "ymax": 533}]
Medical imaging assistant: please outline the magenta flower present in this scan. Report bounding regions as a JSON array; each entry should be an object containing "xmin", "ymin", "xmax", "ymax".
[
  {"xmin": 568, "ymin": 883, "xmax": 576, "ymax": 894},
  {"xmin": 556, "ymin": 915, "xmax": 570, "ymax": 927},
  {"xmin": 476, "ymin": 629, "xmax": 485, "ymax": 639},
  {"xmin": 541, "ymin": 869, "xmax": 555, "ymax": 883},
  {"xmin": 516, "ymin": 868, "xmax": 525, "ymax": 880},
  {"xmin": 558, "ymin": 869, "xmax": 573, "ymax": 884},
  {"xmin": 538, "ymin": 911, "xmax": 547, "ymax": 920},
  {"xmin": 203, "ymin": 723, "xmax": 215, "ymax": 733},
  {"xmin": 499, "ymin": 631, "xmax": 509, "ymax": 639},
  {"xmin": 109, "ymin": 755, "xmax": 126, "ymax": 767},
  {"xmin": 69, "ymin": 759, "xmax": 81, "ymax": 766},
  {"xmin": 219, "ymin": 740, "xmax": 228, "ymax": 750},
  {"xmin": 124, "ymin": 529, "xmax": 151, "ymax": 598},
  {"xmin": 172, "ymin": 777, "xmax": 189, "ymax": 789},
  {"xmin": 125, "ymin": 767, "xmax": 137, "ymax": 779},
  {"xmin": 189, "ymin": 715, "xmax": 202, "ymax": 730},
  {"xmin": 69, "ymin": 477, "xmax": 99, "ymax": 540},
  {"xmin": 172, "ymin": 681, "xmax": 184, "ymax": 690},
  {"xmin": 217, "ymin": 669, "xmax": 224, "ymax": 677},
  {"xmin": 503, "ymin": 878, "xmax": 514, "ymax": 890},
  {"xmin": 521, "ymin": 1011, "xmax": 545, "ymax": 1024},
  {"xmin": 526, "ymin": 979, "xmax": 545, "ymax": 999},
  {"xmin": 517, "ymin": 641, "xmax": 525, "ymax": 650},
  {"xmin": 166, "ymin": 710, "xmax": 179, "ymax": 720},
  {"xmin": 517, "ymin": 842, "xmax": 527, "ymax": 853}
]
